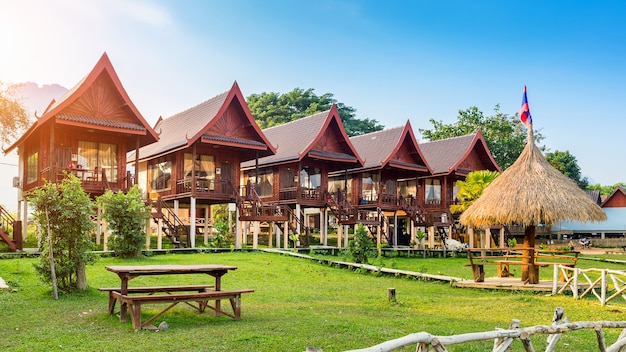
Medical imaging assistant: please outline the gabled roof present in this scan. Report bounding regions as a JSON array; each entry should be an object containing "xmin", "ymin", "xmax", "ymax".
[
  {"xmin": 601, "ymin": 186, "xmax": 626, "ymax": 208},
  {"xmin": 241, "ymin": 104, "xmax": 363, "ymax": 170},
  {"xmin": 5, "ymin": 52, "xmax": 158, "ymax": 153},
  {"xmin": 347, "ymin": 120, "xmax": 431, "ymax": 174},
  {"xmin": 586, "ymin": 189, "xmax": 602, "ymax": 205},
  {"xmin": 419, "ymin": 130, "xmax": 501, "ymax": 176},
  {"xmin": 135, "ymin": 81, "xmax": 275, "ymax": 162}
]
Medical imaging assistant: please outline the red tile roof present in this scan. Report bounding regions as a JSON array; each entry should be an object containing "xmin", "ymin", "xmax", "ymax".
[
  {"xmin": 135, "ymin": 82, "xmax": 275, "ymax": 162},
  {"xmin": 5, "ymin": 52, "xmax": 158, "ymax": 153},
  {"xmin": 348, "ymin": 121, "xmax": 431, "ymax": 174},
  {"xmin": 241, "ymin": 105, "xmax": 362, "ymax": 170},
  {"xmin": 419, "ymin": 131, "xmax": 500, "ymax": 175}
]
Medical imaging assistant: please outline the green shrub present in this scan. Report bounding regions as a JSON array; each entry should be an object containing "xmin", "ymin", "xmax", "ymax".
[
  {"xmin": 28, "ymin": 175, "xmax": 95, "ymax": 292},
  {"xmin": 347, "ymin": 224, "xmax": 375, "ymax": 264},
  {"xmin": 98, "ymin": 185, "xmax": 150, "ymax": 258}
]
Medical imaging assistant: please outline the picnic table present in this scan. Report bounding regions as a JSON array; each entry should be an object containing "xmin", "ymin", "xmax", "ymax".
[
  {"xmin": 466, "ymin": 248, "xmax": 579, "ymax": 283},
  {"xmin": 103, "ymin": 264, "xmax": 253, "ymax": 330}
]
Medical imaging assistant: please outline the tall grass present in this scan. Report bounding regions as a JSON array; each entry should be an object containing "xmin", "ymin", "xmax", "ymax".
[{"xmin": 1, "ymin": 251, "xmax": 624, "ymax": 351}]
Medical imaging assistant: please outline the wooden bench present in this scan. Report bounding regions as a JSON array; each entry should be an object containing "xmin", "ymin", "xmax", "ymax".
[
  {"xmin": 99, "ymin": 284, "xmax": 215, "ymax": 315},
  {"xmin": 109, "ymin": 288, "xmax": 254, "ymax": 330}
]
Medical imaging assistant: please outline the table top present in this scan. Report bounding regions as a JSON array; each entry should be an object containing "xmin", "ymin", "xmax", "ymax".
[{"xmin": 105, "ymin": 264, "xmax": 238, "ymax": 275}]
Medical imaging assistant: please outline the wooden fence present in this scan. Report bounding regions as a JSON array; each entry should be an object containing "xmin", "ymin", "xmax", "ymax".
[
  {"xmin": 552, "ymin": 265, "xmax": 626, "ymax": 306},
  {"xmin": 327, "ymin": 308, "xmax": 626, "ymax": 352}
]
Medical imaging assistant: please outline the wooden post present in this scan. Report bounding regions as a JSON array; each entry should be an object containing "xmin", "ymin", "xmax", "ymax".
[
  {"xmin": 283, "ymin": 221, "xmax": 289, "ymax": 249},
  {"xmin": 253, "ymin": 221, "xmax": 259, "ymax": 249},
  {"xmin": 387, "ymin": 288, "xmax": 396, "ymax": 302},
  {"xmin": 157, "ymin": 217, "xmax": 163, "ymax": 250},
  {"xmin": 522, "ymin": 225, "xmax": 538, "ymax": 284},
  {"xmin": 190, "ymin": 197, "xmax": 196, "ymax": 248},
  {"xmin": 268, "ymin": 222, "xmax": 274, "ymax": 248},
  {"xmin": 145, "ymin": 218, "xmax": 151, "ymax": 250}
]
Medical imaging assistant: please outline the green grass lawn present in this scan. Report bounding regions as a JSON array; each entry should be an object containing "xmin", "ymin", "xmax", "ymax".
[{"xmin": 1, "ymin": 251, "xmax": 625, "ymax": 351}]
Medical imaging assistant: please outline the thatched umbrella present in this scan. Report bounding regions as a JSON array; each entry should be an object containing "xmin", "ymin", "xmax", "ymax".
[{"xmin": 460, "ymin": 90, "xmax": 606, "ymax": 283}]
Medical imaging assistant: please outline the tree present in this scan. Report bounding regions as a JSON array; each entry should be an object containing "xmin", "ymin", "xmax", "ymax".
[
  {"xmin": 347, "ymin": 224, "xmax": 375, "ymax": 264},
  {"xmin": 246, "ymin": 88, "xmax": 383, "ymax": 136},
  {"xmin": 29, "ymin": 175, "xmax": 96, "ymax": 293},
  {"xmin": 545, "ymin": 150, "xmax": 589, "ymax": 189},
  {"xmin": 98, "ymin": 185, "xmax": 150, "ymax": 258},
  {"xmin": 0, "ymin": 82, "xmax": 32, "ymax": 146},
  {"xmin": 450, "ymin": 170, "xmax": 500, "ymax": 214},
  {"xmin": 419, "ymin": 105, "xmax": 544, "ymax": 170},
  {"xmin": 587, "ymin": 182, "xmax": 626, "ymax": 196}
]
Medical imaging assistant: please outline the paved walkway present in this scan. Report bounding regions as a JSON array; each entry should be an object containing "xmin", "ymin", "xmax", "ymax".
[{"xmin": 261, "ymin": 248, "xmax": 560, "ymax": 291}]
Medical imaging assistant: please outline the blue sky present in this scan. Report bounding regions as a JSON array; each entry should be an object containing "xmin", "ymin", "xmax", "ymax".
[{"xmin": 1, "ymin": 0, "xmax": 625, "ymax": 210}]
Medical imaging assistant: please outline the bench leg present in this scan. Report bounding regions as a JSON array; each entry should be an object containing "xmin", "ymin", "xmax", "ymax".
[
  {"xmin": 472, "ymin": 265, "xmax": 484, "ymax": 282},
  {"xmin": 127, "ymin": 302, "xmax": 142, "ymax": 331},
  {"xmin": 108, "ymin": 292, "xmax": 117, "ymax": 315},
  {"xmin": 229, "ymin": 295, "xmax": 242, "ymax": 320}
]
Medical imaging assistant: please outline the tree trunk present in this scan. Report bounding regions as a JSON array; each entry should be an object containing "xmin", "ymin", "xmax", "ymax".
[{"xmin": 76, "ymin": 263, "xmax": 87, "ymax": 290}]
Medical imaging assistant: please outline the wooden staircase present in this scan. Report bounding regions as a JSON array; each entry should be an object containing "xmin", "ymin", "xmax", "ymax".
[
  {"xmin": 0, "ymin": 206, "xmax": 21, "ymax": 251},
  {"xmin": 149, "ymin": 198, "xmax": 189, "ymax": 248}
]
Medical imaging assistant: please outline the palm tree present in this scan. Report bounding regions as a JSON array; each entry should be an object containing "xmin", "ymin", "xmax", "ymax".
[{"xmin": 450, "ymin": 170, "xmax": 500, "ymax": 214}]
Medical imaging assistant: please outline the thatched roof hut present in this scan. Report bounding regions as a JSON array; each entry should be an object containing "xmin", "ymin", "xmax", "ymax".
[
  {"xmin": 460, "ymin": 128, "xmax": 606, "ymax": 228},
  {"xmin": 459, "ymin": 91, "xmax": 605, "ymax": 284}
]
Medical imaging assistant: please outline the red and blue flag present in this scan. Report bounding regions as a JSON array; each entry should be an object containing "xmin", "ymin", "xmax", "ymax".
[{"xmin": 520, "ymin": 86, "xmax": 532, "ymax": 126}]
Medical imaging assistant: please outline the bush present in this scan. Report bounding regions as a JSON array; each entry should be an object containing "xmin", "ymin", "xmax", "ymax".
[
  {"xmin": 98, "ymin": 185, "xmax": 150, "ymax": 258},
  {"xmin": 347, "ymin": 224, "xmax": 375, "ymax": 263},
  {"xmin": 28, "ymin": 175, "xmax": 96, "ymax": 292}
]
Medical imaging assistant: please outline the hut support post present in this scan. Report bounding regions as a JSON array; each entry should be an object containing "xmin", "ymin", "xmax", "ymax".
[{"xmin": 522, "ymin": 225, "xmax": 538, "ymax": 284}]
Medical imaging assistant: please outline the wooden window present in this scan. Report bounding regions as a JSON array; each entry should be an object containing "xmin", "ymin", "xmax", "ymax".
[
  {"xmin": 78, "ymin": 141, "xmax": 118, "ymax": 182},
  {"xmin": 184, "ymin": 153, "xmax": 215, "ymax": 190},
  {"xmin": 26, "ymin": 151, "xmax": 38, "ymax": 184},
  {"xmin": 361, "ymin": 172, "xmax": 379, "ymax": 201},
  {"xmin": 425, "ymin": 179, "xmax": 441, "ymax": 204},
  {"xmin": 300, "ymin": 166, "xmax": 321, "ymax": 189},
  {"xmin": 148, "ymin": 158, "xmax": 172, "ymax": 191},
  {"xmin": 248, "ymin": 169, "xmax": 273, "ymax": 197},
  {"xmin": 398, "ymin": 179, "xmax": 417, "ymax": 198}
]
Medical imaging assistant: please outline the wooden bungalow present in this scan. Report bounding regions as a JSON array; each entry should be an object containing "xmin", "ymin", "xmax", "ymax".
[
  {"xmin": 3, "ymin": 53, "xmax": 159, "ymax": 250},
  {"xmin": 329, "ymin": 121, "xmax": 432, "ymax": 247},
  {"xmin": 240, "ymin": 105, "xmax": 363, "ymax": 248},
  {"xmin": 131, "ymin": 82, "xmax": 275, "ymax": 249},
  {"xmin": 418, "ymin": 131, "xmax": 501, "ymax": 248}
]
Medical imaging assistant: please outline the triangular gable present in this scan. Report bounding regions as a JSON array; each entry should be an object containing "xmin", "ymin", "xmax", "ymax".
[
  {"xmin": 453, "ymin": 130, "xmax": 501, "ymax": 175},
  {"xmin": 306, "ymin": 105, "xmax": 363, "ymax": 166},
  {"xmin": 348, "ymin": 121, "xmax": 431, "ymax": 174},
  {"xmin": 242, "ymin": 105, "xmax": 363, "ymax": 169},
  {"xmin": 386, "ymin": 121, "xmax": 431, "ymax": 173},
  {"xmin": 5, "ymin": 52, "xmax": 158, "ymax": 153},
  {"xmin": 137, "ymin": 82, "xmax": 275, "ymax": 162},
  {"xmin": 601, "ymin": 187, "xmax": 626, "ymax": 208}
]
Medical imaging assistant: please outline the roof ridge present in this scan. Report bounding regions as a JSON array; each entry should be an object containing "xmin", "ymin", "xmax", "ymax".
[
  {"xmin": 165, "ymin": 89, "xmax": 229, "ymax": 121},
  {"xmin": 420, "ymin": 132, "xmax": 477, "ymax": 144},
  {"xmin": 350, "ymin": 124, "xmax": 404, "ymax": 140},
  {"xmin": 262, "ymin": 109, "xmax": 330, "ymax": 132}
]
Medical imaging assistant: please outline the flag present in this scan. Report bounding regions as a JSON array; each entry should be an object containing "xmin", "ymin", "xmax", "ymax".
[{"xmin": 520, "ymin": 85, "xmax": 532, "ymax": 126}]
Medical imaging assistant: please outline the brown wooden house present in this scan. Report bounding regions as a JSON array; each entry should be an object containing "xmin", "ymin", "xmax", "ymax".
[
  {"xmin": 4, "ymin": 53, "xmax": 159, "ymax": 249},
  {"xmin": 418, "ymin": 130, "xmax": 501, "ymax": 247},
  {"xmin": 132, "ymin": 81, "xmax": 275, "ymax": 248},
  {"xmin": 331, "ymin": 121, "xmax": 432, "ymax": 246},
  {"xmin": 240, "ymin": 105, "xmax": 363, "ymax": 248}
]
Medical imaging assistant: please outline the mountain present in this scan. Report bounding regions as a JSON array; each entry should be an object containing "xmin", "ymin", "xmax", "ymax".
[{"xmin": 11, "ymin": 82, "xmax": 68, "ymax": 116}]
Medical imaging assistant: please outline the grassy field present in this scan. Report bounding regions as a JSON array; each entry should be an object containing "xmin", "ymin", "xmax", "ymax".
[{"xmin": 1, "ymin": 251, "xmax": 625, "ymax": 351}]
